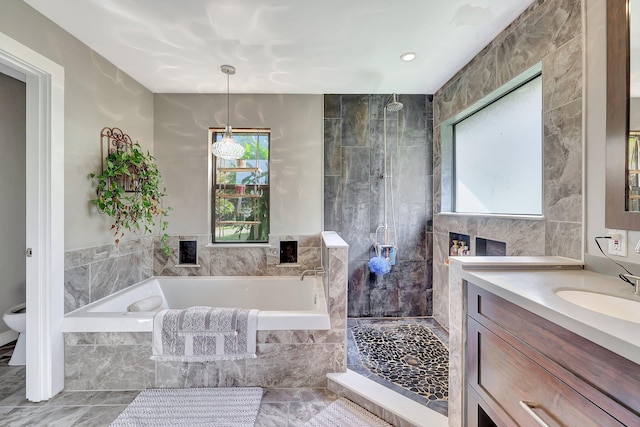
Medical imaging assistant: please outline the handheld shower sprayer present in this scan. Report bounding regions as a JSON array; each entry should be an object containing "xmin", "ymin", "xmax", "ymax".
[
  {"xmin": 382, "ymin": 94, "xmax": 404, "ymax": 246},
  {"xmin": 369, "ymin": 93, "xmax": 405, "ymax": 274}
]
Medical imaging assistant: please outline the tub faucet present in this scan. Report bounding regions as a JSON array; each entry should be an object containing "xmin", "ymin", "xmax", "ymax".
[
  {"xmin": 622, "ymin": 273, "xmax": 640, "ymax": 295},
  {"xmin": 300, "ymin": 266, "xmax": 325, "ymax": 281}
]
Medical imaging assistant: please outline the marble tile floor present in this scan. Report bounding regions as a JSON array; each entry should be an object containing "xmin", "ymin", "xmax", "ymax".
[
  {"xmin": 347, "ymin": 317, "xmax": 449, "ymax": 417},
  {"xmin": 0, "ymin": 341, "xmax": 343, "ymax": 427}
]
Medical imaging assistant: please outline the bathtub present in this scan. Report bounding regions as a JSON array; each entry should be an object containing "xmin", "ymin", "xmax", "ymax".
[{"xmin": 63, "ymin": 275, "xmax": 330, "ymax": 333}]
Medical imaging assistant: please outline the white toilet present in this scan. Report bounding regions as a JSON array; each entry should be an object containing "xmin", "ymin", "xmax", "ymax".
[{"xmin": 2, "ymin": 303, "xmax": 26, "ymax": 366}]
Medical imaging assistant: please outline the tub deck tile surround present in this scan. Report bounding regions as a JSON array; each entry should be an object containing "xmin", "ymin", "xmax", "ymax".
[
  {"xmin": 258, "ymin": 329, "xmax": 345, "ymax": 344},
  {"xmin": 151, "ymin": 234, "xmax": 322, "ymax": 277},
  {"xmin": 90, "ymin": 251, "xmax": 151, "ymax": 301},
  {"xmin": 65, "ymin": 232, "xmax": 334, "ymax": 311},
  {"xmin": 153, "ymin": 235, "xmax": 212, "ymax": 276},
  {"xmin": 63, "ymin": 232, "xmax": 350, "ymax": 390},
  {"xmin": 64, "ymin": 265, "xmax": 90, "ymax": 312},
  {"xmin": 246, "ymin": 343, "xmax": 345, "ymax": 388},
  {"xmin": 64, "ymin": 333, "xmax": 154, "ymax": 391},
  {"xmin": 154, "ymin": 359, "xmax": 247, "ymax": 388},
  {"xmin": 64, "ymin": 236, "xmax": 154, "ymax": 313}
]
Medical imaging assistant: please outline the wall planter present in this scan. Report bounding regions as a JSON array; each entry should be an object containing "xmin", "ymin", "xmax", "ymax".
[{"xmin": 90, "ymin": 127, "xmax": 172, "ymax": 254}]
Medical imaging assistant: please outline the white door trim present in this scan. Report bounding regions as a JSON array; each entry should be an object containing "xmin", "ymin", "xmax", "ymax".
[{"xmin": 0, "ymin": 32, "xmax": 64, "ymax": 402}]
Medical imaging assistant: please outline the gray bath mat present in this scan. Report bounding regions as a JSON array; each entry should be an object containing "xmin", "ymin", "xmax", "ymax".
[
  {"xmin": 110, "ymin": 387, "xmax": 263, "ymax": 427},
  {"xmin": 303, "ymin": 398, "xmax": 392, "ymax": 427}
]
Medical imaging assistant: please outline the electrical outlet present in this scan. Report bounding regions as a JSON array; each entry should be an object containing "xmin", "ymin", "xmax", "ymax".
[{"xmin": 607, "ymin": 229, "xmax": 628, "ymax": 256}]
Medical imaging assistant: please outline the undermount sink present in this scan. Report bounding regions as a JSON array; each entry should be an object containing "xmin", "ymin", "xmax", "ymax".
[{"xmin": 555, "ymin": 290, "xmax": 640, "ymax": 324}]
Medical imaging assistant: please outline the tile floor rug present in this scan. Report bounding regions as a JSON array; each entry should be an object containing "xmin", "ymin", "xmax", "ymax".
[
  {"xmin": 109, "ymin": 387, "xmax": 263, "ymax": 427},
  {"xmin": 303, "ymin": 397, "xmax": 392, "ymax": 427},
  {"xmin": 349, "ymin": 318, "xmax": 449, "ymax": 416}
]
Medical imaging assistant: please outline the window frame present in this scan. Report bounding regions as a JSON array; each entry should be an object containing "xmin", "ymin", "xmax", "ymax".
[
  {"xmin": 210, "ymin": 127, "xmax": 270, "ymax": 243},
  {"xmin": 440, "ymin": 62, "xmax": 544, "ymax": 219}
]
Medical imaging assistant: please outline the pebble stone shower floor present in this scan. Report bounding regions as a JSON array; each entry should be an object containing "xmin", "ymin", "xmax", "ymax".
[{"xmin": 347, "ymin": 317, "xmax": 449, "ymax": 417}]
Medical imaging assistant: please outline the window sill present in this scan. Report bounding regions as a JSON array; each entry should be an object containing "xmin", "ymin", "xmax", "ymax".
[
  {"xmin": 438, "ymin": 212, "xmax": 545, "ymax": 220},
  {"xmin": 205, "ymin": 243, "xmax": 271, "ymax": 248}
]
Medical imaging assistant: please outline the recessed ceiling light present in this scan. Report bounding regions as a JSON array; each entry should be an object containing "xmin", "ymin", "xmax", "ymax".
[{"xmin": 400, "ymin": 52, "xmax": 416, "ymax": 62}]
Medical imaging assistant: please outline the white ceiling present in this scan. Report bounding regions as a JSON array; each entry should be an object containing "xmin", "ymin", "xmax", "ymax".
[{"xmin": 24, "ymin": 0, "xmax": 536, "ymax": 94}]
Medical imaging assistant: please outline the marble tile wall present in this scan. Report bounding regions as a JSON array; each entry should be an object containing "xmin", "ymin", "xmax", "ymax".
[
  {"xmin": 64, "ymin": 233, "xmax": 323, "ymax": 314},
  {"xmin": 324, "ymin": 94, "xmax": 433, "ymax": 317},
  {"xmin": 63, "ymin": 233, "xmax": 349, "ymax": 391},
  {"xmin": 446, "ymin": 261, "xmax": 466, "ymax": 427},
  {"xmin": 432, "ymin": 0, "xmax": 583, "ymax": 329},
  {"xmin": 64, "ymin": 332, "xmax": 155, "ymax": 391},
  {"xmin": 64, "ymin": 236, "xmax": 154, "ymax": 313},
  {"xmin": 153, "ymin": 234, "xmax": 322, "ymax": 277}
]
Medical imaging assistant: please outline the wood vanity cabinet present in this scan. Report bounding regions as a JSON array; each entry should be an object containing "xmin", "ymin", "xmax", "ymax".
[{"xmin": 466, "ymin": 283, "xmax": 640, "ymax": 426}]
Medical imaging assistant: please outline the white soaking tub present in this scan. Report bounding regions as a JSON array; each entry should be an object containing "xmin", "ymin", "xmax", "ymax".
[{"xmin": 63, "ymin": 275, "xmax": 330, "ymax": 332}]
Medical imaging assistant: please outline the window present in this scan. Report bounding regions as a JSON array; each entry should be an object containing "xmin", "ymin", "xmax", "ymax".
[
  {"xmin": 453, "ymin": 73, "xmax": 542, "ymax": 216},
  {"xmin": 211, "ymin": 128, "xmax": 269, "ymax": 243}
]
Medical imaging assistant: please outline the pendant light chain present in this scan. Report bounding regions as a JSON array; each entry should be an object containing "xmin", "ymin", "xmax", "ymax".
[
  {"xmin": 211, "ymin": 65, "xmax": 245, "ymax": 160},
  {"xmin": 226, "ymin": 70, "xmax": 230, "ymax": 134}
]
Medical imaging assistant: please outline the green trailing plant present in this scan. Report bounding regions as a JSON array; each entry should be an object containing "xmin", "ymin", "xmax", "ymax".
[{"xmin": 89, "ymin": 142, "xmax": 172, "ymax": 254}]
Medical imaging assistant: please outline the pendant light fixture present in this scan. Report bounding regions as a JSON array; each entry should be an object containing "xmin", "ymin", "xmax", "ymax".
[{"xmin": 211, "ymin": 64, "xmax": 245, "ymax": 160}]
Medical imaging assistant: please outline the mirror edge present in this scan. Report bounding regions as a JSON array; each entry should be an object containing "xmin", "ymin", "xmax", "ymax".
[{"xmin": 605, "ymin": 0, "xmax": 636, "ymax": 229}]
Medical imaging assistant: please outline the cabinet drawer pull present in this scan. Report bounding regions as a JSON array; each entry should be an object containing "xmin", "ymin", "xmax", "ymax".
[{"xmin": 519, "ymin": 401, "xmax": 550, "ymax": 427}]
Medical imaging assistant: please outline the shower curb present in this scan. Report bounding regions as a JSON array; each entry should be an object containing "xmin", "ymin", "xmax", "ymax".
[{"xmin": 327, "ymin": 370, "xmax": 448, "ymax": 427}]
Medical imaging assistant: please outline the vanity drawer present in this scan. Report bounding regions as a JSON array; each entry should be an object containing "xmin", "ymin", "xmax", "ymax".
[
  {"xmin": 468, "ymin": 317, "xmax": 624, "ymax": 427},
  {"xmin": 467, "ymin": 283, "xmax": 640, "ymax": 423}
]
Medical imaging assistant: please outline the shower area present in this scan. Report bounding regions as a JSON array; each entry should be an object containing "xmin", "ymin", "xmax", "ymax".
[
  {"xmin": 324, "ymin": 94, "xmax": 446, "ymax": 414},
  {"xmin": 324, "ymin": 94, "xmax": 434, "ymax": 318}
]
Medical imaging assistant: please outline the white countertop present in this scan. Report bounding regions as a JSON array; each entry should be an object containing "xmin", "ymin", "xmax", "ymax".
[
  {"xmin": 457, "ymin": 260, "xmax": 640, "ymax": 365},
  {"xmin": 450, "ymin": 255, "xmax": 583, "ymax": 268}
]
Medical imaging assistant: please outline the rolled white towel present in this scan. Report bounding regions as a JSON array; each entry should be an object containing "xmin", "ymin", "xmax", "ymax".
[{"xmin": 127, "ymin": 295, "xmax": 163, "ymax": 312}]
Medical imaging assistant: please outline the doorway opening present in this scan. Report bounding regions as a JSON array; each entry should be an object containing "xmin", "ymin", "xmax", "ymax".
[{"xmin": 0, "ymin": 32, "xmax": 65, "ymax": 402}]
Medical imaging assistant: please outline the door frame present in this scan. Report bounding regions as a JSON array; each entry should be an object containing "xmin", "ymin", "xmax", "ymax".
[{"xmin": 0, "ymin": 32, "xmax": 64, "ymax": 402}]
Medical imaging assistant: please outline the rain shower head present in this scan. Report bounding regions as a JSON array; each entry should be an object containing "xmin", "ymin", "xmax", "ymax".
[{"xmin": 385, "ymin": 94, "xmax": 403, "ymax": 112}]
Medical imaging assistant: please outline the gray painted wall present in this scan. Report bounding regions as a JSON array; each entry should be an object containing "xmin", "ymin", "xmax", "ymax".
[
  {"xmin": 1, "ymin": 0, "xmax": 154, "ymax": 251},
  {"xmin": 153, "ymin": 93, "xmax": 323, "ymax": 237},
  {"xmin": 324, "ymin": 94, "xmax": 433, "ymax": 317},
  {"xmin": 0, "ymin": 72, "xmax": 26, "ymax": 335}
]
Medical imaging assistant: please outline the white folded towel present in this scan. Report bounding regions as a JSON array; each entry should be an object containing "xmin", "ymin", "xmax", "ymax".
[{"xmin": 127, "ymin": 295, "xmax": 163, "ymax": 312}]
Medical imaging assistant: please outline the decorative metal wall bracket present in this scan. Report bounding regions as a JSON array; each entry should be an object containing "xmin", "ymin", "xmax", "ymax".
[{"xmin": 100, "ymin": 126, "xmax": 137, "ymax": 192}]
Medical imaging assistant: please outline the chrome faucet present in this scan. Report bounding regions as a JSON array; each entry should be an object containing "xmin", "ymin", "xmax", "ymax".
[
  {"xmin": 622, "ymin": 273, "xmax": 640, "ymax": 295},
  {"xmin": 300, "ymin": 266, "xmax": 325, "ymax": 281}
]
